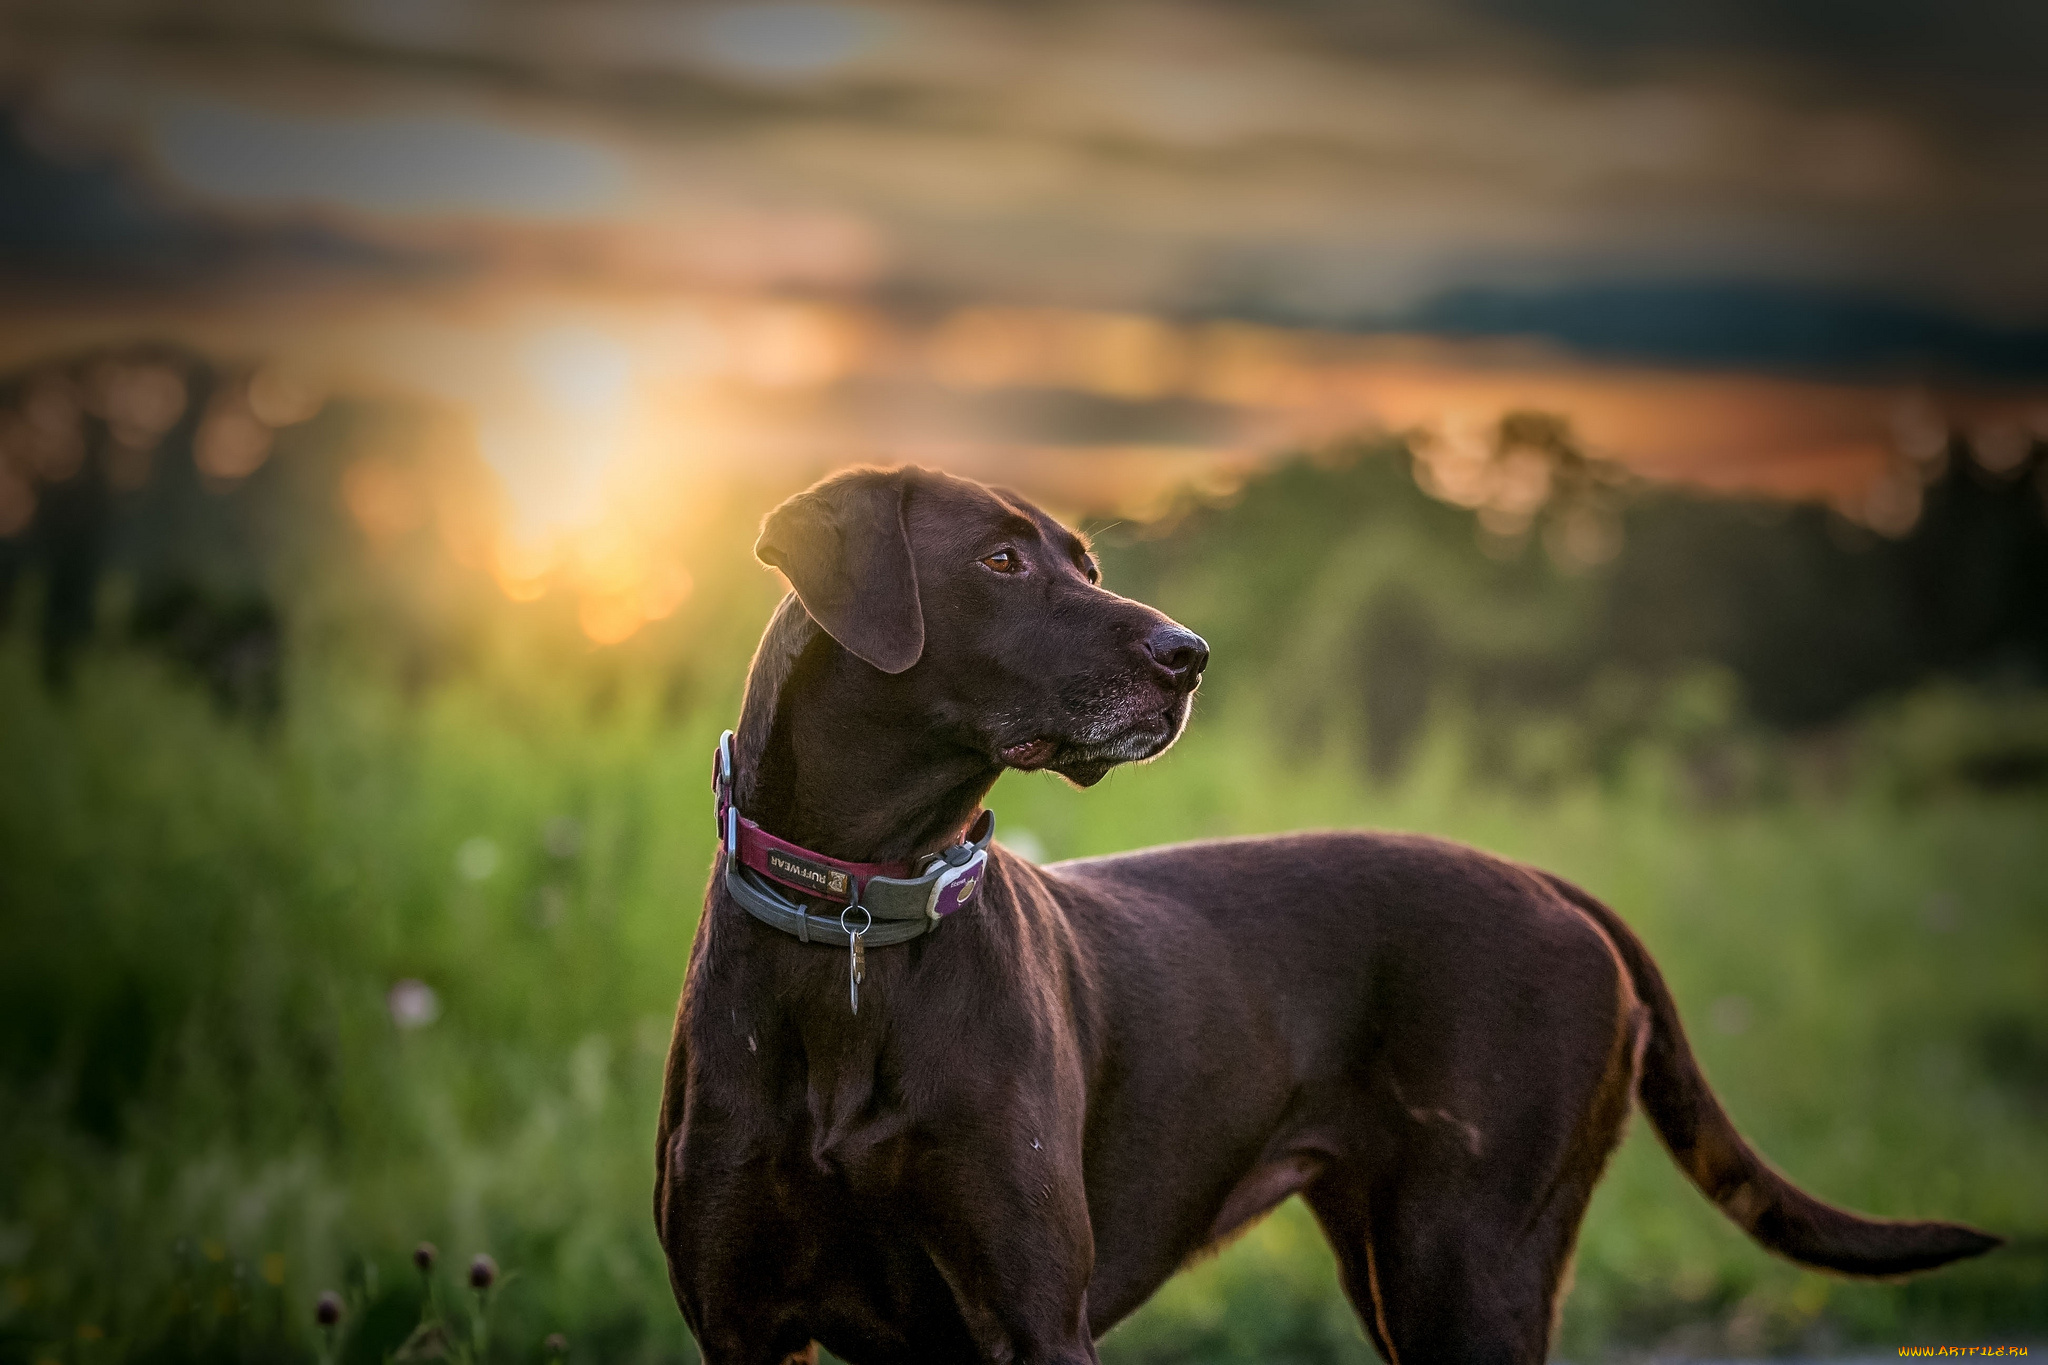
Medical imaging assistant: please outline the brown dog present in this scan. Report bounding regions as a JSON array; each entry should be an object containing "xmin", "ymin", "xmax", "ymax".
[{"xmin": 654, "ymin": 466, "xmax": 1998, "ymax": 1364}]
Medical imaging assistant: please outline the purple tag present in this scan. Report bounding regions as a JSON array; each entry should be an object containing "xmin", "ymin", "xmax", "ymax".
[{"xmin": 928, "ymin": 849, "xmax": 988, "ymax": 918}]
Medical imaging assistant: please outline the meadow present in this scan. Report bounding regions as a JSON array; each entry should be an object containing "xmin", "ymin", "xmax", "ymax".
[{"xmin": 3, "ymin": 601, "xmax": 2043, "ymax": 1363}]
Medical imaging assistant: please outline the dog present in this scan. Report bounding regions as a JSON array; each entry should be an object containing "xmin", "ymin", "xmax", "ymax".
[{"xmin": 654, "ymin": 465, "xmax": 1998, "ymax": 1364}]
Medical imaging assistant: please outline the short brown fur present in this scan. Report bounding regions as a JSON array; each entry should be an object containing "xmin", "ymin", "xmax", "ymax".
[{"xmin": 656, "ymin": 467, "xmax": 1999, "ymax": 1365}]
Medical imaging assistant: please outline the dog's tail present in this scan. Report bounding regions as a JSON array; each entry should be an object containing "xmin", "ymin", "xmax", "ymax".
[{"xmin": 1549, "ymin": 875, "xmax": 2002, "ymax": 1277}]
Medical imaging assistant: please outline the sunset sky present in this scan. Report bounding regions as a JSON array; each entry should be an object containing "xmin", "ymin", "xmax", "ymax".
[{"xmin": 3, "ymin": 0, "xmax": 2044, "ymax": 625}]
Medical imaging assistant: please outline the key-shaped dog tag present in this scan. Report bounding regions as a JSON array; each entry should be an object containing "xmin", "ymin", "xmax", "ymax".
[{"xmin": 840, "ymin": 904, "xmax": 871, "ymax": 1015}]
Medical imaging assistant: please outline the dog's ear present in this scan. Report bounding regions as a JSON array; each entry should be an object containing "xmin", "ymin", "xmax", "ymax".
[{"xmin": 755, "ymin": 469, "xmax": 924, "ymax": 674}]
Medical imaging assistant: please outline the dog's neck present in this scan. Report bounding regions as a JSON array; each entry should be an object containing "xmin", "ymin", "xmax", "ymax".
[{"xmin": 739, "ymin": 603, "xmax": 997, "ymax": 866}]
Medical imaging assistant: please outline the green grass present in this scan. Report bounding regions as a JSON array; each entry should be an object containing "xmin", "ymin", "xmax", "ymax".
[{"xmin": 2, "ymin": 637, "xmax": 2043, "ymax": 1363}]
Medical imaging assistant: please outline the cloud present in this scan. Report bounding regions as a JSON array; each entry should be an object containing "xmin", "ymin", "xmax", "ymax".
[
  {"xmin": 0, "ymin": 0, "xmax": 2041, "ymax": 510},
  {"xmin": 149, "ymin": 95, "xmax": 628, "ymax": 220},
  {"xmin": 6, "ymin": 0, "xmax": 2042, "ymax": 329}
]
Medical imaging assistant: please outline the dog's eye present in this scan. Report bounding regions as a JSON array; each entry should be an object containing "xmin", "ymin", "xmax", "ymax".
[{"xmin": 979, "ymin": 549, "xmax": 1023, "ymax": 575}]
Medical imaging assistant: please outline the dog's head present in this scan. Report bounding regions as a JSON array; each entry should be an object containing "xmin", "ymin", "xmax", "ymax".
[{"xmin": 756, "ymin": 466, "xmax": 1207, "ymax": 787}]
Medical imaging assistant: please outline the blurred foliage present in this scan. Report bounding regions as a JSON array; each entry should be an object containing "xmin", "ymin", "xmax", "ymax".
[
  {"xmin": 2, "ymin": 353, "xmax": 2047, "ymax": 1361},
  {"xmin": 1100, "ymin": 426, "xmax": 2048, "ymax": 794},
  {"xmin": 3, "ymin": 635, "xmax": 2044, "ymax": 1364}
]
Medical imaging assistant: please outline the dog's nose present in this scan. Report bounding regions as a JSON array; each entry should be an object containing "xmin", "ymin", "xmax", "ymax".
[{"xmin": 1145, "ymin": 624, "xmax": 1209, "ymax": 688}]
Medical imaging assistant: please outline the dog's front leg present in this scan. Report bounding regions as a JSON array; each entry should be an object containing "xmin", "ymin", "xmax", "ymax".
[{"xmin": 910, "ymin": 1144, "xmax": 1101, "ymax": 1365}]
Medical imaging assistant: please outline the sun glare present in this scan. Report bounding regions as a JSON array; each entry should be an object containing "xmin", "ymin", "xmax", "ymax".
[
  {"xmin": 301, "ymin": 294, "xmax": 2043, "ymax": 650},
  {"xmin": 526, "ymin": 326, "xmax": 636, "ymax": 416},
  {"xmin": 453, "ymin": 321, "xmax": 698, "ymax": 643}
]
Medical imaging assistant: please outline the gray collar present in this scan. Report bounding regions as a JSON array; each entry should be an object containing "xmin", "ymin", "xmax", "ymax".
[{"xmin": 715, "ymin": 730, "xmax": 996, "ymax": 950}]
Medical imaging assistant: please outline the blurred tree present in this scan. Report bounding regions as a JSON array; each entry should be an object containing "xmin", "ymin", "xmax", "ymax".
[{"xmin": 1099, "ymin": 414, "xmax": 2048, "ymax": 786}]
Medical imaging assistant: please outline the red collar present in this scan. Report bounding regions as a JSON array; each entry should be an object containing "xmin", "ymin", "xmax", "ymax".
[{"xmin": 713, "ymin": 732, "xmax": 916, "ymax": 904}]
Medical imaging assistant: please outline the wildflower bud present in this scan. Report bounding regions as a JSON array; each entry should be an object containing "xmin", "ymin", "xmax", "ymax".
[
  {"xmin": 544, "ymin": 1332, "xmax": 568, "ymax": 1356},
  {"xmin": 314, "ymin": 1291, "xmax": 343, "ymax": 1327},
  {"xmin": 468, "ymin": 1254, "xmax": 497, "ymax": 1291},
  {"xmin": 413, "ymin": 1242, "xmax": 438, "ymax": 1272}
]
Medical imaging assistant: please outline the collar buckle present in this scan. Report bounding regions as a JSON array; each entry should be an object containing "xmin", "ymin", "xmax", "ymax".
[{"xmin": 712, "ymin": 729, "xmax": 736, "ymax": 850}]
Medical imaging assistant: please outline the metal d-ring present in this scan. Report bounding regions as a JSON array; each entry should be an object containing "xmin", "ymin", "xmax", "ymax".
[{"xmin": 838, "ymin": 903, "xmax": 871, "ymax": 941}]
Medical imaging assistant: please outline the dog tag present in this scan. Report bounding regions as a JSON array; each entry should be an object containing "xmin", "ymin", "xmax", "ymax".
[
  {"xmin": 848, "ymin": 930, "xmax": 866, "ymax": 1014},
  {"xmin": 839, "ymin": 903, "xmax": 871, "ymax": 1015}
]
